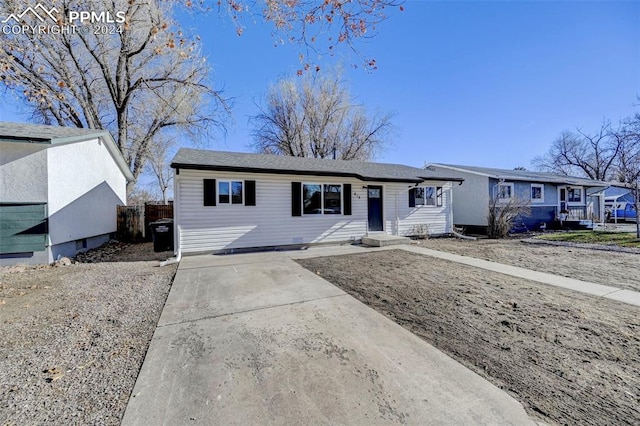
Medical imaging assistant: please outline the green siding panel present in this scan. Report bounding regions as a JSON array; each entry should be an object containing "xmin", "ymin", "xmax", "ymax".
[{"xmin": 0, "ymin": 204, "xmax": 47, "ymax": 254}]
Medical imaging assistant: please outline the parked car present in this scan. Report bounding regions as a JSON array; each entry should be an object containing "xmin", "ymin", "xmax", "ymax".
[{"xmin": 605, "ymin": 201, "xmax": 637, "ymax": 222}]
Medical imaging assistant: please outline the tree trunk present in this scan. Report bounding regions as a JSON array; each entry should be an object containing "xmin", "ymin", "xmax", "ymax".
[
  {"xmin": 162, "ymin": 188, "xmax": 169, "ymax": 205},
  {"xmin": 126, "ymin": 180, "xmax": 137, "ymax": 204}
]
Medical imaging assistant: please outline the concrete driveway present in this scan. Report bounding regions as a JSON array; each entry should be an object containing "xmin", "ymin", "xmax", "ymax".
[{"xmin": 122, "ymin": 249, "xmax": 536, "ymax": 425}]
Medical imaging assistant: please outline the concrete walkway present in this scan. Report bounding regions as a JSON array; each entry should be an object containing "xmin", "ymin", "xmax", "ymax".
[
  {"xmin": 399, "ymin": 245, "xmax": 640, "ymax": 308},
  {"xmin": 122, "ymin": 250, "xmax": 537, "ymax": 425},
  {"xmin": 287, "ymin": 243, "xmax": 640, "ymax": 308}
]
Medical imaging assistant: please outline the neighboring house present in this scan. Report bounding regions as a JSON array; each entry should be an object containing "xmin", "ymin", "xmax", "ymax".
[
  {"xmin": 170, "ymin": 149, "xmax": 463, "ymax": 256},
  {"xmin": 0, "ymin": 122, "xmax": 134, "ymax": 265},
  {"xmin": 426, "ymin": 164, "xmax": 612, "ymax": 232},
  {"xmin": 604, "ymin": 186, "xmax": 637, "ymax": 222}
]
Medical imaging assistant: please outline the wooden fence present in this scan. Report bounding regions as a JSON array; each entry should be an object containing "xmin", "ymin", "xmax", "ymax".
[
  {"xmin": 117, "ymin": 203, "xmax": 173, "ymax": 242},
  {"xmin": 144, "ymin": 203, "xmax": 174, "ymax": 241}
]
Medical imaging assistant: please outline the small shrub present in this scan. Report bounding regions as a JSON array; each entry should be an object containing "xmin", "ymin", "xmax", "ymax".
[{"xmin": 408, "ymin": 224, "xmax": 430, "ymax": 239}]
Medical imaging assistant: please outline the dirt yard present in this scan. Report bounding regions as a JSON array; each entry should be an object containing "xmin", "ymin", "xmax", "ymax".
[
  {"xmin": 418, "ymin": 237, "xmax": 640, "ymax": 292},
  {"xmin": 0, "ymin": 242, "xmax": 176, "ymax": 425},
  {"xmin": 297, "ymin": 249, "xmax": 640, "ymax": 426}
]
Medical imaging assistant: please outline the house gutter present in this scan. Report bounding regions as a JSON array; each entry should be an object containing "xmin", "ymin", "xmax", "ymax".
[
  {"xmin": 170, "ymin": 162, "xmax": 464, "ymax": 185},
  {"xmin": 160, "ymin": 169, "xmax": 182, "ymax": 266}
]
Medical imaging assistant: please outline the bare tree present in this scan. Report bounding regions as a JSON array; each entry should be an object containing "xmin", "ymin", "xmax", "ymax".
[
  {"xmin": 219, "ymin": 0, "xmax": 404, "ymax": 72},
  {"xmin": 127, "ymin": 187, "xmax": 158, "ymax": 206},
  {"xmin": 145, "ymin": 137, "xmax": 174, "ymax": 205},
  {"xmin": 0, "ymin": 0, "xmax": 228, "ymax": 196},
  {"xmin": 532, "ymin": 121, "xmax": 622, "ymax": 180},
  {"xmin": 250, "ymin": 71, "xmax": 394, "ymax": 160}
]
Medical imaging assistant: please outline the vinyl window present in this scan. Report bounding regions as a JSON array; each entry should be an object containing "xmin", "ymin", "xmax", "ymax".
[
  {"xmin": 497, "ymin": 183, "xmax": 514, "ymax": 202},
  {"xmin": 568, "ymin": 187, "xmax": 582, "ymax": 203},
  {"xmin": 302, "ymin": 184, "xmax": 343, "ymax": 215},
  {"xmin": 531, "ymin": 184, "xmax": 544, "ymax": 203},
  {"xmin": 203, "ymin": 179, "xmax": 255, "ymax": 207},
  {"xmin": 411, "ymin": 186, "xmax": 443, "ymax": 207},
  {"xmin": 218, "ymin": 181, "xmax": 243, "ymax": 205}
]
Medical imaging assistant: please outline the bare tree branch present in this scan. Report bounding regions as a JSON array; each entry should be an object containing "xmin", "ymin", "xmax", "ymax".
[
  {"xmin": 217, "ymin": 0, "xmax": 404, "ymax": 72},
  {"xmin": 250, "ymin": 70, "xmax": 393, "ymax": 160},
  {"xmin": 0, "ymin": 0, "xmax": 229, "ymax": 197},
  {"xmin": 531, "ymin": 121, "xmax": 622, "ymax": 181}
]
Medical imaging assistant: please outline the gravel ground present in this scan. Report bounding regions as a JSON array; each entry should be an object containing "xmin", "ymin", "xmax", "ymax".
[{"xmin": 0, "ymin": 242, "xmax": 176, "ymax": 425}]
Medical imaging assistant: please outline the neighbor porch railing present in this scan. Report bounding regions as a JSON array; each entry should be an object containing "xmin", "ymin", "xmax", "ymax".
[{"xmin": 557, "ymin": 205, "xmax": 589, "ymax": 221}]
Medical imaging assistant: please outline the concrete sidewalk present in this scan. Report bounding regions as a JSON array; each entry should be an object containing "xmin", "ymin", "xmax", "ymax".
[
  {"xmin": 122, "ymin": 251, "xmax": 536, "ymax": 425},
  {"xmin": 285, "ymin": 243, "xmax": 640, "ymax": 308},
  {"xmin": 399, "ymin": 245, "xmax": 640, "ymax": 308}
]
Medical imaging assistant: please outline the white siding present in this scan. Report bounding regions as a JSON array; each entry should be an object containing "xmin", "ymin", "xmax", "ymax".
[
  {"xmin": 452, "ymin": 175, "xmax": 490, "ymax": 226},
  {"xmin": 427, "ymin": 168, "xmax": 490, "ymax": 227},
  {"xmin": 176, "ymin": 169, "xmax": 454, "ymax": 254},
  {"xmin": 385, "ymin": 182, "xmax": 453, "ymax": 237},
  {"xmin": 0, "ymin": 142, "xmax": 48, "ymax": 202},
  {"xmin": 47, "ymin": 138, "xmax": 128, "ymax": 245}
]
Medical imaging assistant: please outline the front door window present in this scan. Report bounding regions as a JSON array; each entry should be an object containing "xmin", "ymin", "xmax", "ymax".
[{"xmin": 367, "ymin": 186, "xmax": 383, "ymax": 232}]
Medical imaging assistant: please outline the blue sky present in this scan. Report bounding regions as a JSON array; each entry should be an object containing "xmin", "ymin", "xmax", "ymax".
[{"xmin": 2, "ymin": 0, "xmax": 639, "ymax": 172}]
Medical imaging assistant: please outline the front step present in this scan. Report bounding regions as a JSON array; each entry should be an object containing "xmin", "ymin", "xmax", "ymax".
[{"xmin": 361, "ymin": 234, "xmax": 411, "ymax": 247}]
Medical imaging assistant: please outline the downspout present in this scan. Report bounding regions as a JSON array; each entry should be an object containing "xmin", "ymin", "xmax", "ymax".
[
  {"xmin": 173, "ymin": 168, "xmax": 181, "ymax": 262},
  {"xmin": 448, "ymin": 182, "xmax": 454, "ymax": 234},
  {"xmin": 395, "ymin": 191, "xmax": 399, "ymax": 236},
  {"xmin": 160, "ymin": 170, "xmax": 181, "ymax": 267}
]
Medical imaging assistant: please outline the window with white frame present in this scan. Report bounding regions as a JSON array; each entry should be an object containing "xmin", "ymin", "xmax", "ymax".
[
  {"xmin": 303, "ymin": 183, "xmax": 342, "ymax": 215},
  {"xmin": 411, "ymin": 186, "xmax": 443, "ymax": 207},
  {"xmin": 497, "ymin": 183, "xmax": 514, "ymax": 202},
  {"xmin": 218, "ymin": 180, "xmax": 243, "ymax": 204},
  {"xmin": 530, "ymin": 184, "xmax": 544, "ymax": 203},
  {"xmin": 567, "ymin": 187, "xmax": 582, "ymax": 203}
]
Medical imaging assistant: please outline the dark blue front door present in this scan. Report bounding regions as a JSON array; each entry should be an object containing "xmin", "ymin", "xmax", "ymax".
[{"xmin": 367, "ymin": 186, "xmax": 383, "ymax": 231}]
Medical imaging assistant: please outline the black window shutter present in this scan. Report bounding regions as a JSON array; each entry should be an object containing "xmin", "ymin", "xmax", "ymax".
[
  {"xmin": 204, "ymin": 179, "xmax": 216, "ymax": 206},
  {"xmin": 292, "ymin": 182, "xmax": 302, "ymax": 216},
  {"xmin": 409, "ymin": 188, "xmax": 416, "ymax": 207},
  {"xmin": 245, "ymin": 180, "xmax": 256, "ymax": 206},
  {"xmin": 343, "ymin": 184, "xmax": 352, "ymax": 215}
]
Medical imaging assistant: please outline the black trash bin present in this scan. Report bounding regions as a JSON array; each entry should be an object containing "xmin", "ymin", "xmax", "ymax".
[{"xmin": 149, "ymin": 219, "xmax": 174, "ymax": 252}]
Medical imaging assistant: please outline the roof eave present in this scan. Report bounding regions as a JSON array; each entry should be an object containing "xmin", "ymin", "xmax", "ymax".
[
  {"xmin": 420, "ymin": 176, "xmax": 464, "ymax": 183},
  {"xmin": 428, "ymin": 163, "xmax": 493, "ymax": 178},
  {"xmin": 170, "ymin": 162, "xmax": 429, "ymax": 183},
  {"xmin": 0, "ymin": 136, "xmax": 51, "ymax": 144}
]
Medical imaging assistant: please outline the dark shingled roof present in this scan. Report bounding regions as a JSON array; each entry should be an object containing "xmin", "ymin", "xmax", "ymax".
[
  {"xmin": 0, "ymin": 121, "xmax": 108, "ymax": 142},
  {"xmin": 428, "ymin": 163, "xmax": 612, "ymax": 187},
  {"xmin": 171, "ymin": 148, "xmax": 464, "ymax": 183}
]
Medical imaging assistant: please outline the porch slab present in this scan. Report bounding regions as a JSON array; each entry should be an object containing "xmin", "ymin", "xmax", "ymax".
[{"xmin": 362, "ymin": 234, "xmax": 411, "ymax": 247}]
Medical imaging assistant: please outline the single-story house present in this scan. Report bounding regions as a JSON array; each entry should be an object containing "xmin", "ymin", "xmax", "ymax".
[
  {"xmin": 170, "ymin": 149, "xmax": 464, "ymax": 256},
  {"xmin": 0, "ymin": 122, "xmax": 134, "ymax": 265},
  {"xmin": 604, "ymin": 186, "xmax": 637, "ymax": 222},
  {"xmin": 425, "ymin": 163, "xmax": 612, "ymax": 232}
]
